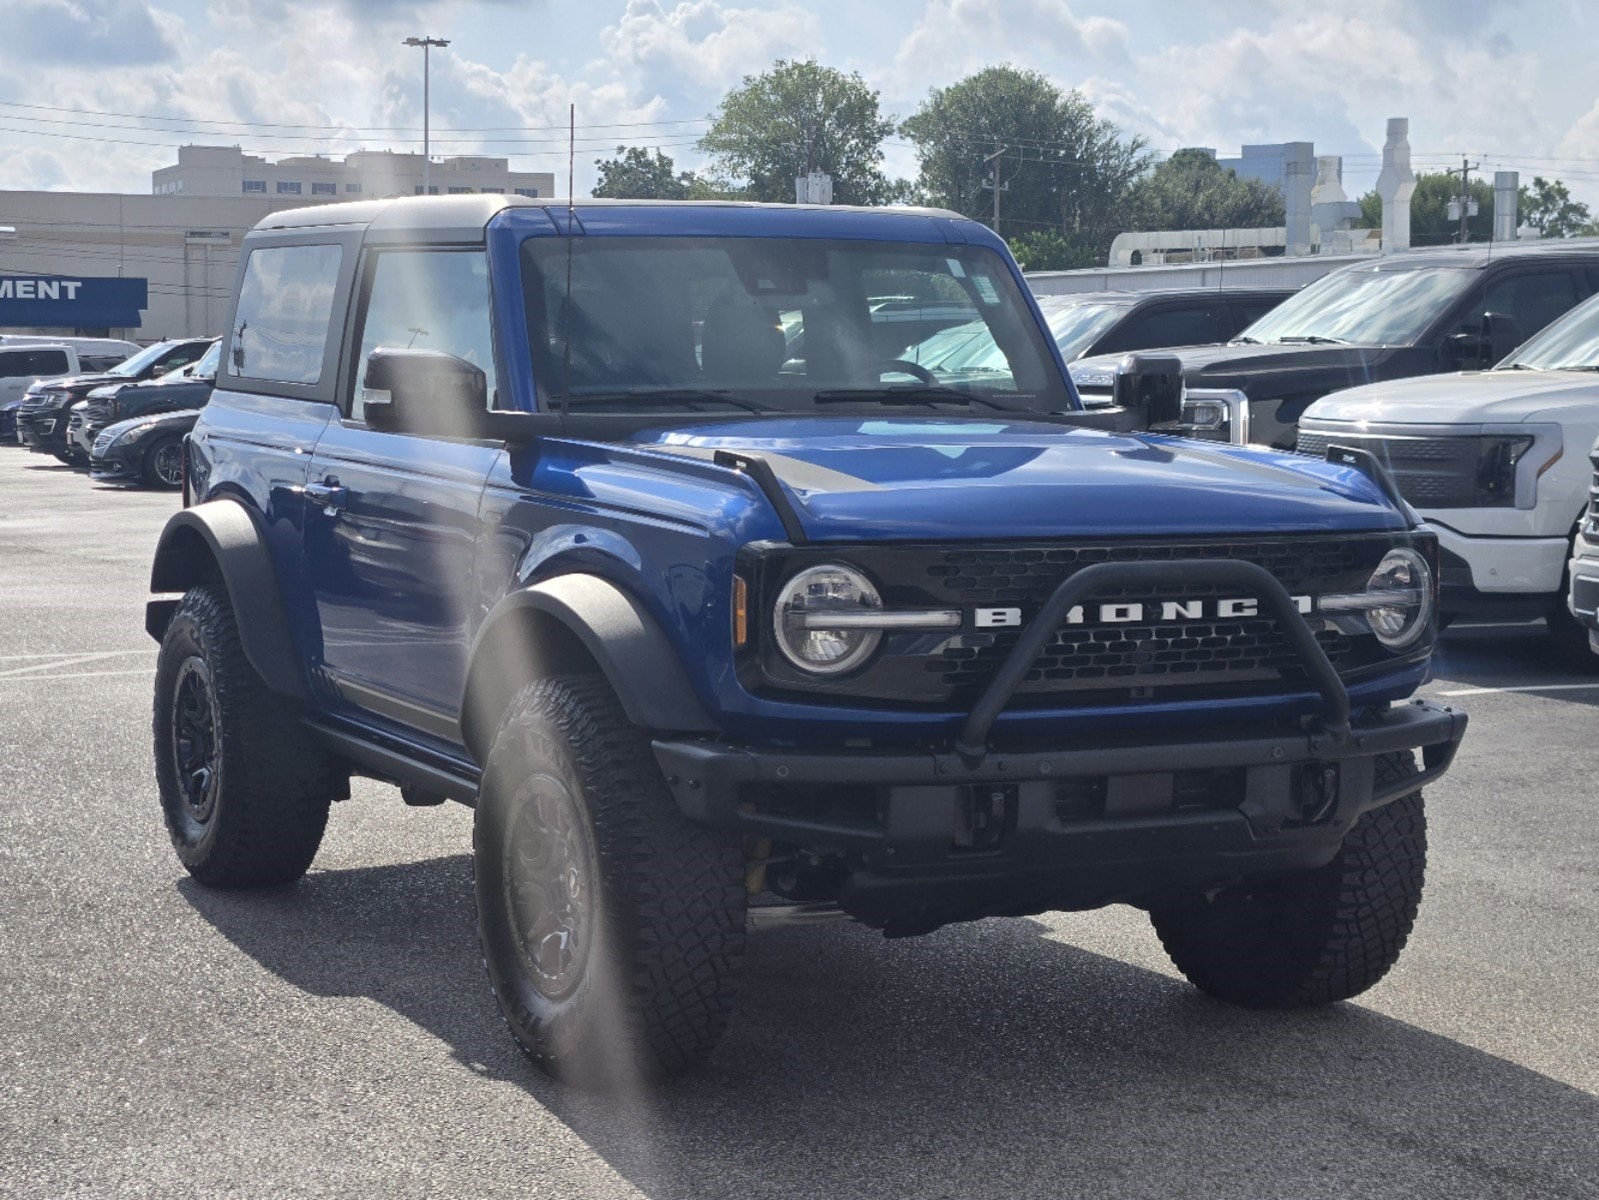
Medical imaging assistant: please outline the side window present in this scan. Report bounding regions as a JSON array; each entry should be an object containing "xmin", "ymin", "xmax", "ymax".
[
  {"xmin": 0, "ymin": 351, "xmax": 24, "ymax": 377},
  {"xmin": 156, "ymin": 344, "xmax": 205, "ymax": 373},
  {"xmin": 230, "ymin": 243, "xmax": 344, "ymax": 385},
  {"xmin": 23, "ymin": 349, "xmax": 70, "ymax": 374},
  {"xmin": 351, "ymin": 249, "xmax": 497, "ymax": 421},
  {"xmin": 1228, "ymin": 296, "xmax": 1286, "ymax": 332},
  {"xmin": 1475, "ymin": 269, "xmax": 1582, "ymax": 341},
  {"xmin": 1108, "ymin": 304, "xmax": 1221, "ymax": 352}
]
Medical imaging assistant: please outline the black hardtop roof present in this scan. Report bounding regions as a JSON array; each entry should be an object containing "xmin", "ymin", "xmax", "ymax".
[
  {"xmin": 248, "ymin": 193, "xmax": 970, "ymax": 239},
  {"xmin": 1036, "ymin": 285, "xmax": 1297, "ymax": 306},
  {"xmin": 1346, "ymin": 237, "xmax": 1599, "ymax": 273}
]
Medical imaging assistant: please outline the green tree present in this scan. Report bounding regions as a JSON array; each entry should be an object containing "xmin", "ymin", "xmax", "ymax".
[
  {"xmin": 591, "ymin": 146, "xmax": 693, "ymax": 200},
  {"xmin": 698, "ymin": 59, "xmax": 895, "ymax": 205},
  {"xmin": 1355, "ymin": 171, "xmax": 1494, "ymax": 244},
  {"xmin": 1519, "ymin": 176, "xmax": 1594, "ymax": 238},
  {"xmin": 1007, "ymin": 229, "xmax": 1099, "ymax": 271},
  {"xmin": 1123, "ymin": 149, "xmax": 1285, "ymax": 232},
  {"xmin": 900, "ymin": 65, "xmax": 1146, "ymax": 263}
]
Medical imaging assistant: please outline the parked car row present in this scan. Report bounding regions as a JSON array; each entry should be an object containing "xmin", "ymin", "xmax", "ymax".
[{"xmin": 4, "ymin": 336, "xmax": 218, "ymax": 489}]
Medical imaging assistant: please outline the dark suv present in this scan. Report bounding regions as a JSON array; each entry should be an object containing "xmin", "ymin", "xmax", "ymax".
[
  {"xmin": 145, "ymin": 196, "xmax": 1465, "ymax": 1084},
  {"xmin": 1071, "ymin": 242, "xmax": 1599, "ymax": 447},
  {"xmin": 16, "ymin": 337, "xmax": 213, "ymax": 464}
]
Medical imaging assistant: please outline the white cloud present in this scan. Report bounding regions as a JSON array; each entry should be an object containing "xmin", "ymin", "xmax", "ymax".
[{"xmin": 890, "ymin": 0, "xmax": 1128, "ymax": 97}]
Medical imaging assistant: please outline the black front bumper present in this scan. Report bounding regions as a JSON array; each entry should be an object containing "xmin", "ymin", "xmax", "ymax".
[
  {"xmin": 657, "ymin": 555, "xmax": 1463, "ymax": 933},
  {"xmin": 16, "ymin": 409, "xmax": 71, "ymax": 454},
  {"xmin": 655, "ymin": 700, "xmax": 1465, "ymax": 931}
]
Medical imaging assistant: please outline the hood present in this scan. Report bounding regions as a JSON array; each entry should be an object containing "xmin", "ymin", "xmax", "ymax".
[
  {"xmin": 1072, "ymin": 341, "xmax": 1391, "ymax": 394},
  {"xmin": 630, "ymin": 416, "xmax": 1407, "ymax": 540},
  {"xmin": 100, "ymin": 407, "xmax": 203, "ymax": 441},
  {"xmin": 108, "ymin": 378, "xmax": 214, "ymax": 409},
  {"xmin": 1304, "ymin": 368, "xmax": 1599, "ymax": 426},
  {"xmin": 32, "ymin": 372, "xmax": 122, "ymax": 401}
]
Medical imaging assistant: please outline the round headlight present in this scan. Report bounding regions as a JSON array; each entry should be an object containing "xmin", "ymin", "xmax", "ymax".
[
  {"xmin": 1365, "ymin": 548, "xmax": 1432, "ymax": 650},
  {"xmin": 773, "ymin": 564, "xmax": 883, "ymax": 675}
]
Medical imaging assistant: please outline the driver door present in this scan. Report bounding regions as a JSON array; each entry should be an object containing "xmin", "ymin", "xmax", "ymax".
[{"xmin": 302, "ymin": 247, "xmax": 502, "ymax": 738}]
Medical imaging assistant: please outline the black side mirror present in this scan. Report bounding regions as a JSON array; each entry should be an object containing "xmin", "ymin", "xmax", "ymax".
[
  {"xmin": 362, "ymin": 348, "xmax": 490, "ymax": 437},
  {"xmin": 1483, "ymin": 311, "xmax": 1525, "ymax": 366},
  {"xmin": 362, "ymin": 348, "xmax": 561, "ymax": 442},
  {"xmin": 1111, "ymin": 353, "xmax": 1185, "ymax": 428}
]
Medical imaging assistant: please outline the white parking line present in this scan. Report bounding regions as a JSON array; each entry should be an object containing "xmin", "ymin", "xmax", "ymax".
[
  {"xmin": 0, "ymin": 651, "xmax": 153, "ymax": 678},
  {"xmin": 0, "ymin": 649, "xmax": 150, "ymax": 662},
  {"xmin": 0, "ymin": 668, "xmax": 157, "ymax": 682},
  {"xmin": 1435, "ymin": 682, "xmax": 1599, "ymax": 697}
]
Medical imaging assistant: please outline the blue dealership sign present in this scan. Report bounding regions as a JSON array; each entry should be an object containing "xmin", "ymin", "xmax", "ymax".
[{"xmin": 0, "ymin": 274, "xmax": 148, "ymax": 328}]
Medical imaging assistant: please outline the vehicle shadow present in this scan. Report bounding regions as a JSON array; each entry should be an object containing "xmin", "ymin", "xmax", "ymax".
[
  {"xmin": 179, "ymin": 858, "xmax": 1597, "ymax": 1199},
  {"xmin": 1434, "ymin": 621, "xmax": 1599, "ymax": 704}
]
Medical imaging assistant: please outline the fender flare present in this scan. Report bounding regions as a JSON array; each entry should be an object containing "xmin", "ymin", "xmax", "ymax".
[
  {"xmin": 460, "ymin": 574, "xmax": 716, "ymax": 764},
  {"xmin": 146, "ymin": 500, "xmax": 307, "ymax": 699}
]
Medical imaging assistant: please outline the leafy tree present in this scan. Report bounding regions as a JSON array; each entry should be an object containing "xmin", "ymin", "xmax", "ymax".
[
  {"xmin": 591, "ymin": 146, "xmax": 693, "ymax": 200},
  {"xmin": 698, "ymin": 59, "xmax": 895, "ymax": 205},
  {"xmin": 1519, "ymin": 176, "xmax": 1595, "ymax": 239},
  {"xmin": 900, "ymin": 65, "xmax": 1146, "ymax": 263},
  {"xmin": 1355, "ymin": 171, "xmax": 1494, "ymax": 244},
  {"xmin": 1007, "ymin": 229, "xmax": 1099, "ymax": 271},
  {"xmin": 1123, "ymin": 149, "xmax": 1285, "ymax": 232}
]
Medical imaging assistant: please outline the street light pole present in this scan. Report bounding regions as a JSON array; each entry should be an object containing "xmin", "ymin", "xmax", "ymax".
[{"xmin": 402, "ymin": 35, "xmax": 450, "ymax": 195}]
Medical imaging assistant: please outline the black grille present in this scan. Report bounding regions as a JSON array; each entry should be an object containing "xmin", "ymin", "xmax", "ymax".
[
  {"xmin": 745, "ymin": 534, "xmax": 1416, "ymax": 709},
  {"xmin": 84, "ymin": 397, "xmax": 116, "ymax": 426},
  {"xmin": 1297, "ymin": 430, "xmax": 1515, "ymax": 508},
  {"xmin": 920, "ymin": 540, "xmax": 1371, "ymax": 699}
]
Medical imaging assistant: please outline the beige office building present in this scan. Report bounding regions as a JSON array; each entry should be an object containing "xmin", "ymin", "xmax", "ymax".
[{"xmin": 152, "ymin": 145, "xmax": 554, "ymax": 201}]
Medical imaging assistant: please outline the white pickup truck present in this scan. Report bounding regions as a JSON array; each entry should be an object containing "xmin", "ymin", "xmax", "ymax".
[{"xmin": 1298, "ymin": 291, "xmax": 1599, "ymax": 653}]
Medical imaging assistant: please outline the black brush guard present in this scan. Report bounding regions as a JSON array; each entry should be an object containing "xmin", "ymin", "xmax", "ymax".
[{"xmin": 653, "ymin": 556, "xmax": 1465, "ymax": 931}]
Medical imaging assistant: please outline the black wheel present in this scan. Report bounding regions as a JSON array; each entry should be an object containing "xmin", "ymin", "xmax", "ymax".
[
  {"xmin": 153, "ymin": 582, "xmax": 338, "ymax": 886},
  {"xmin": 51, "ymin": 449, "xmax": 73, "ymax": 465},
  {"xmin": 1149, "ymin": 753, "xmax": 1426, "ymax": 1008},
  {"xmin": 142, "ymin": 436, "xmax": 184, "ymax": 489},
  {"xmin": 474, "ymin": 675, "xmax": 747, "ymax": 1084}
]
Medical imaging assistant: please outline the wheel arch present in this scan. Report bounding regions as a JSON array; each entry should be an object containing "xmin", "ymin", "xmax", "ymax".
[
  {"xmin": 460, "ymin": 574, "xmax": 716, "ymax": 765},
  {"xmin": 146, "ymin": 500, "xmax": 307, "ymax": 699}
]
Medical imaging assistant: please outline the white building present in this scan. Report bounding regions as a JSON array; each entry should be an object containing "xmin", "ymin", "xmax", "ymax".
[{"xmin": 152, "ymin": 145, "xmax": 554, "ymax": 201}]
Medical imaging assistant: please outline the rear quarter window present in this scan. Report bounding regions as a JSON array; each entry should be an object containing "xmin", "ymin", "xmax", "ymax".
[{"xmin": 229, "ymin": 244, "xmax": 344, "ymax": 384}]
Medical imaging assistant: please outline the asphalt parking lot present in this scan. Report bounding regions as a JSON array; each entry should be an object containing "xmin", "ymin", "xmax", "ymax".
[{"xmin": 1, "ymin": 446, "xmax": 1595, "ymax": 1200}]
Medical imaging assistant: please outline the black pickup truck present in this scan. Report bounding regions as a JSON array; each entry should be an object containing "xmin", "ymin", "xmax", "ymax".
[{"xmin": 1070, "ymin": 242, "xmax": 1599, "ymax": 448}]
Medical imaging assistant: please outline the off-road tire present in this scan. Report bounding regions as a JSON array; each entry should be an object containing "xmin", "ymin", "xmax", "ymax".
[
  {"xmin": 1149, "ymin": 752, "xmax": 1426, "ymax": 1008},
  {"xmin": 153, "ymin": 582, "xmax": 336, "ymax": 886},
  {"xmin": 474, "ymin": 675, "xmax": 746, "ymax": 1085},
  {"xmin": 142, "ymin": 435, "xmax": 184, "ymax": 489}
]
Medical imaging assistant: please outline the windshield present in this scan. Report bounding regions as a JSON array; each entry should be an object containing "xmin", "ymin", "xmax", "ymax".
[
  {"xmin": 1499, "ymin": 292, "xmax": 1599, "ymax": 370},
  {"xmin": 106, "ymin": 341, "xmax": 177, "ymax": 378},
  {"xmin": 1239, "ymin": 266, "xmax": 1476, "ymax": 347},
  {"xmin": 1039, "ymin": 299, "xmax": 1133, "ymax": 360},
  {"xmin": 521, "ymin": 237, "xmax": 1071, "ymax": 415}
]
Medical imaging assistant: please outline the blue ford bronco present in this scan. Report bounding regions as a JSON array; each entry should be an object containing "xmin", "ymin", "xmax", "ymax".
[{"xmin": 146, "ymin": 195, "xmax": 1466, "ymax": 1083}]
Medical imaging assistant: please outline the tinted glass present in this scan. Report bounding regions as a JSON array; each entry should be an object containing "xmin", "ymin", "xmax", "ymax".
[
  {"xmin": 155, "ymin": 342, "xmax": 207, "ymax": 373},
  {"xmin": 1240, "ymin": 266, "xmax": 1476, "ymax": 346},
  {"xmin": 1038, "ymin": 300, "xmax": 1131, "ymax": 359},
  {"xmin": 107, "ymin": 341, "xmax": 182, "ymax": 378},
  {"xmin": 1117, "ymin": 304, "xmax": 1221, "ymax": 350},
  {"xmin": 1229, "ymin": 295, "xmax": 1288, "ymax": 329},
  {"xmin": 22, "ymin": 349, "xmax": 69, "ymax": 374},
  {"xmin": 229, "ymin": 244, "xmax": 344, "ymax": 384},
  {"xmin": 1500, "ymin": 291, "xmax": 1599, "ymax": 370},
  {"xmin": 1474, "ymin": 269, "xmax": 1582, "ymax": 343},
  {"xmin": 522, "ymin": 237, "xmax": 1069, "ymax": 413},
  {"xmin": 352, "ymin": 250, "xmax": 497, "ymax": 420}
]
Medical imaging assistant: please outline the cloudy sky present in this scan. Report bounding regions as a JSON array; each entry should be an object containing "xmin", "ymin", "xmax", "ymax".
[{"xmin": 3, "ymin": 0, "xmax": 1599, "ymax": 205}]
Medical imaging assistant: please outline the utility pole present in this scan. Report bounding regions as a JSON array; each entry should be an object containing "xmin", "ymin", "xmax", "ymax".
[
  {"xmin": 804, "ymin": 122, "xmax": 816, "ymax": 176},
  {"xmin": 982, "ymin": 143, "xmax": 1008, "ymax": 234},
  {"xmin": 1449, "ymin": 155, "xmax": 1480, "ymax": 243},
  {"xmin": 403, "ymin": 36, "xmax": 450, "ymax": 195}
]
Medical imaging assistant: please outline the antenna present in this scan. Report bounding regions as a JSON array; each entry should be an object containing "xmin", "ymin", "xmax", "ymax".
[{"xmin": 561, "ymin": 102, "xmax": 575, "ymax": 434}]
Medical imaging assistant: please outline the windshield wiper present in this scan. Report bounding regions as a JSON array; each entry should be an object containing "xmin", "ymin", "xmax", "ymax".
[
  {"xmin": 1549, "ymin": 365, "xmax": 1599, "ymax": 373},
  {"xmin": 562, "ymin": 388, "xmax": 778, "ymax": 414},
  {"xmin": 1275, "ymin": 335, "xmax": 1350, "ymax": 345},
  {"xmin": 812, "ymin": 385, "xmax": 1029, "ymax": 413},
  {"xmin": 1233, "ymin": 335, "xmax": 1263, "ymax": 344}
]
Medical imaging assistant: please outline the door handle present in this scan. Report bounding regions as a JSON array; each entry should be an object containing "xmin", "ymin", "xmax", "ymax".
[{"xmin": 305, "ymin": 478, "xmax": 348, "ymax": 515}]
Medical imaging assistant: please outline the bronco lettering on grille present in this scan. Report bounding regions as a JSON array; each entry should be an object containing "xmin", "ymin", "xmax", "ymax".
[{"xmin": 974, "ymin": 595, "xmax": 1316, "ymax": 628}]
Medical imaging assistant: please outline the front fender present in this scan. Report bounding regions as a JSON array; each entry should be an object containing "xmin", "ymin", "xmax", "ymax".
[
  {"xmin": 146, "ymin": 500, "xmax": 307, "ymax": 699},
  {"xmin": 460, "ymin": 574, "xmax": 716, "ymax": 764}
]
